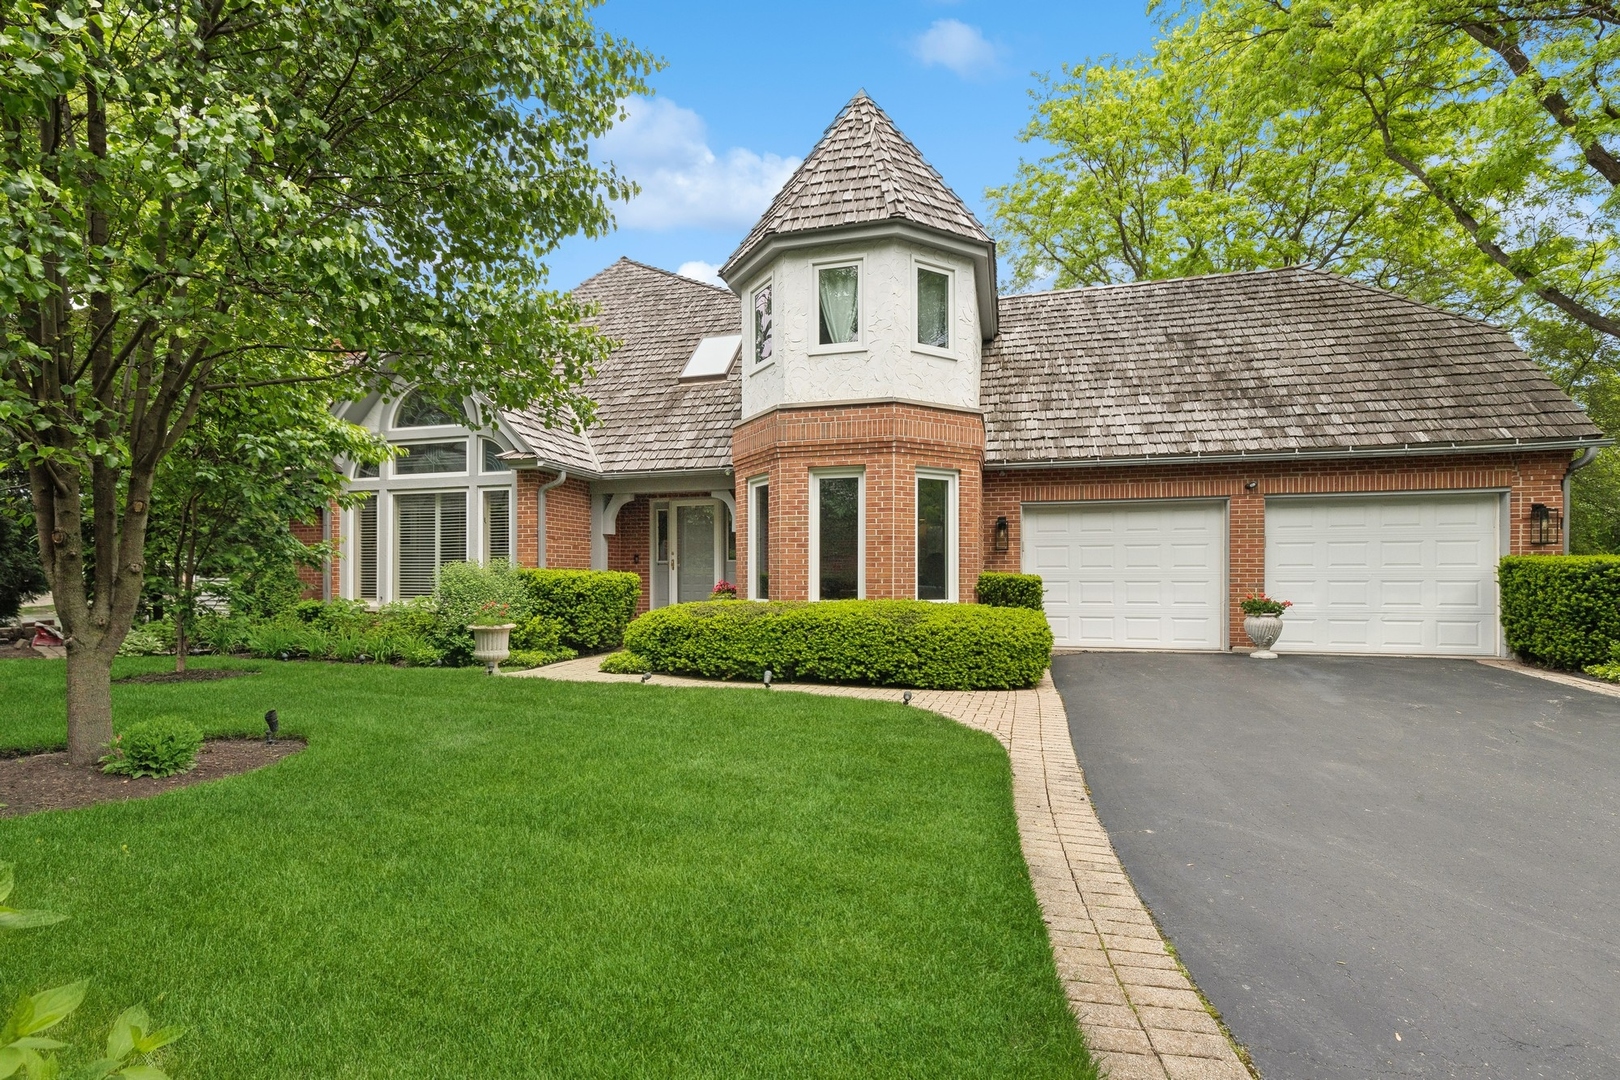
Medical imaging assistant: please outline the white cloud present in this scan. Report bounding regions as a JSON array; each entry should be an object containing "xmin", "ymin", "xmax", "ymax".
[
  {"xmin": 677, "ymin": 260, "xmax": 725, "ymax": 286},
  {"xmin": 910, "ymin": 19, "xmax": 1000, "ymax": 79},
  {"xmin": 597, "ymin": 98, "xmax": 800, "ymax": 231}
]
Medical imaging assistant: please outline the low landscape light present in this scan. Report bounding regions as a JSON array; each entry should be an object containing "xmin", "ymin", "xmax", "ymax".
[
  {"xmin": 763, "ymin": 668, "xmax": 772, "ymax": 689},
  {"xmin": 903, "ymin": 691, "xmax": 912, "ymax": 706},
  {"xmin": 264, "ymin": 709, "xmax": 279, "ymax": 745}
]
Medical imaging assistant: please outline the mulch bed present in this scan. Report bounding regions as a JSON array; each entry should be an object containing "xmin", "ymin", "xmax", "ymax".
[
  {"xmin": 0, "ymin": 738, "xmax": 304, "ymax": 818},
  {"xmin": 113, "ymin": 668, "xmax": 259, "ymax": 685}
]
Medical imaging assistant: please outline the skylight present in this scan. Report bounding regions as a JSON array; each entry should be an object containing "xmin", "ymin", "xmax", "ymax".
[{"xmin": 679, "ymin": 334, "xmax": 741, "ymax": 380}]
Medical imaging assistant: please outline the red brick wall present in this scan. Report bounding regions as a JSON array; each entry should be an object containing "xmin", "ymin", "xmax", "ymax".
[
  {"xmin": 732, "ymin": 403, "xmax": 985, "ymax": 602},
  {"xmin": 540, "ymin": 472, "xmax": 593, "ymax": 569},
  {"xmin": 608, "ymin": 496, "xmax": 653, "ymax": 614},
  {"xmin": 291, "ymin": 503, "xmax": 341, "ymax": 600},
  {"xmin": 515, "ymin": 471, "xmax": 542, "ymax": 568},
  {"xmin": 980, "ymin": 450, "xmax": 1572, "ymax": 648}
]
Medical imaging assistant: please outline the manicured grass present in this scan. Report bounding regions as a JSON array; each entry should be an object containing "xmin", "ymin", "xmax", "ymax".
[{"xmin": 0, "ymin": 657, "xmax": 1095, "ymax": 1078}]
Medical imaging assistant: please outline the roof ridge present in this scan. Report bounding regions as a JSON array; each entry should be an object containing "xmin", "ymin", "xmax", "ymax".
[
  {"xmin": 999, "ymin": 265, "xmax": 1308, "ymax": 304},
  {"xmin": 575, "ymin": 255, "xmax": 733, "ymax": 297},
  {"xmin": 1285, "ymin": 265, "xmax": 1503, "ymax": 330}
]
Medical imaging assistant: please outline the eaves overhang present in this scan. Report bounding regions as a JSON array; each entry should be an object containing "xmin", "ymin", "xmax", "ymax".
[{"xmin": 984, "ymin": 436, "xmax": 1613, "ymax": 471}]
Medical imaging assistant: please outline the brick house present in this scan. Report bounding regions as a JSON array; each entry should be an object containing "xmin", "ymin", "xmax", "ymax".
[{"xmin": 323, "ymin": 93, "xmax": 1606, "ymax": 656}]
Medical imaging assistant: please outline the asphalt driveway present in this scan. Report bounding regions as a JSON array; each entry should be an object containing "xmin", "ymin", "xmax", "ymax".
[{"xmin": 1052, "ymin": 652, "xmax": 1620, "ymax": 1080}]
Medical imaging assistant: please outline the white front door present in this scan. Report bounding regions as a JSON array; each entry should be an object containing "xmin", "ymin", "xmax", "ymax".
[
  {"xmin": 1023, "ymin": 501, "xmax": 1226, "ymax": 650},
  {"xmin": 1265, "ymin": 493, "xmax": 1501, "ymax": 655},
  {"xmin": 670, "ymin": 501, "xmax": 720, "ymax": 603}
]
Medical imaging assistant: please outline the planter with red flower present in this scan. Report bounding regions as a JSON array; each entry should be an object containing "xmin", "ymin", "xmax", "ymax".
[
  {"xmin": 468, "ymin": 601, "xmax": 518, "ymax": 673},
  {"xmin": 709, "ymin": 581, "xmax": 739, "ymax": 600},
  {"xmin": 1239, "ymin": 593, "xmax": 1293, "ymax": 659}
]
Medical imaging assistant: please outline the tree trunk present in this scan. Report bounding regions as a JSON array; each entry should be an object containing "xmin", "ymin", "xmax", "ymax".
[
  {"xmin": 65, "ymin": 640, "xmax": 115, "ymax": 765},
  {"xmin": 174, "ymin": 606, "xmax": 188, "ymax": 673}
]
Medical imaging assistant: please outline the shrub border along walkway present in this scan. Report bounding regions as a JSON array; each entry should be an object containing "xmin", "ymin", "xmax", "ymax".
[{"xmin": 518, "ymin": 658, "xmax": 1251, "ymax": 1080}]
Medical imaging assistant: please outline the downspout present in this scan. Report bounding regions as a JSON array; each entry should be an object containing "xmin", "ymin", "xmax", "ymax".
[
  {"xmin": 537, "ymin": 469, "xmax": 568, "ymax": 568},
  {"xmin": 1564, "ymin": 447, "xmax": 1600, "ymax": 554},
  {"xmin": 321, "ymin": 504, "xmax": 333, "ymax": 601}
]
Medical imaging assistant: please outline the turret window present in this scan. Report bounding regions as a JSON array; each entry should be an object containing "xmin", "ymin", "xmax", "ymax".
[
  {"xmin": 917, "ymin": 267, "xmax": 950, "ymax": 349},
  {"xmin": 817, "ymin": 265, "xmax": 860, "ymax": 345},
  {"xmin": 753, "ymin": 284, "xmax": 773, "ymax": 364}
]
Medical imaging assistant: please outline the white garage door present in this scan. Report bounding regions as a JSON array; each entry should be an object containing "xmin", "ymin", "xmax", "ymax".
[
  {"xmin": 1024, "ymin": 501, "xmax": 1226, "ymax": 650},
  {"xmin": 1265, "ymin": 494, "xmax": 1501, "ymax": 656}
]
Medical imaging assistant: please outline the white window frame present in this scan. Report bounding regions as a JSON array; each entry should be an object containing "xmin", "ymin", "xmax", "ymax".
[
  {"xmin": 480, "ymin": 486, "xmax": 514, "ymax": 565},
  {"xmin": 391, "ymin": 438, "xmax": 471, "ymax": 478},
  {"xmin": 912, "ymin": 257, "xmax": 956, "ymax": 359},
  {"xmin": 808, "ymin": 258, "xmax": 866, "ymax": 355},
  {"xmin": 747, "ymin": 475, "xmax": 770, "ymax": 600},
  {"xmin": 915, "ymin": 468, "xmax": 959, "ymax": 602},
  {"xmin": 809, "ymin": 467, "xmax": 865, "ymax": 600},
  {"xmin": 392, "ymin": 488, "xmax": 470, "ymax": 599},
  {"xmin": 749, "ymin": 276, "xmax": 775, "ymax": 372}
]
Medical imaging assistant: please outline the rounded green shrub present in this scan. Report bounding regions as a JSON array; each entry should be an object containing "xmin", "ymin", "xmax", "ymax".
[
  {"xmin": 515, "ymin": 569, "xmax": 641, "ymax": 652},
  {"xmin": 599, "ymin": 650, "xmax": 651, "ymax": 674},
  {"xmin": 622, "ymin": 600, "xmax": 1053, "ymax": 690},
  {"xmin": 101, "ymin": 716, "xmax": 205, "ymax": 778},
  {"xmin": 976, "ymin": 572, "xmax": 1045, "ymax": 611},
  {"xmin": 1499, "ymin": 555, "xmax": 1620, "ymax": 669}
]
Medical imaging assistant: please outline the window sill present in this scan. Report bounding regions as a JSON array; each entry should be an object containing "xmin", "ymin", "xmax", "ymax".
[
  {"xmin": 748, "ymin": 360, "xmax": 776, "ymax": 376},
  {"xmin": 807, "ymin": 343, "xmax": 868, "ymax": 357},
  {"xmin": 911, "ymin": 344, "xmax": 957, "ymax": 361}
]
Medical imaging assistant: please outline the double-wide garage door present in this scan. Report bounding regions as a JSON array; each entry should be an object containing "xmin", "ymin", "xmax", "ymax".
[{"xmin": 1024, "ymin": 494, "xmax": 1502, "ymax": 654}]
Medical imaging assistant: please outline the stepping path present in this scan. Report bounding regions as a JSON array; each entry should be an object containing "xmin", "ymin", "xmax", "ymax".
[{"xmin": 516, "ymin": 657, "xmax": 1252, "ymax": 1080}]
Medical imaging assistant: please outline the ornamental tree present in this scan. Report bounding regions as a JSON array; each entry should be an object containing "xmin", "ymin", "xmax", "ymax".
[{"xmin": 0, "ymin": 0, "xmax": 651, "ymax": 762}]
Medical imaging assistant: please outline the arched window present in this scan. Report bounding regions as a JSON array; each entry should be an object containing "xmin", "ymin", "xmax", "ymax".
[{"xmin": 394, "ymin": 389, "xmax": 467, "ymax": 428}]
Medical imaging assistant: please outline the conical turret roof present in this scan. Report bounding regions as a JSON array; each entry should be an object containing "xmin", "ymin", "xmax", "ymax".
[{"xmin": 720, "ymin": 93, "xmax": 992, "ymax": 281}]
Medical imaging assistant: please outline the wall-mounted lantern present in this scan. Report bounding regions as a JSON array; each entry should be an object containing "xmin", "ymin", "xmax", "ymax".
[
  {"xmin": 993, "ymin": 516, "xmax": 1010, "ymax": 554},
  {"xmin": 1530, "ymin": 503, "xmax": 1563, "ymax": 547}
]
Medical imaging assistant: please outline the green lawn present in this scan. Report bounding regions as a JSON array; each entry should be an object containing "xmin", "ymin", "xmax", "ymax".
[{"xmin": 0, "ymin": 657, "xmax": 1095, "ymax": 1078}]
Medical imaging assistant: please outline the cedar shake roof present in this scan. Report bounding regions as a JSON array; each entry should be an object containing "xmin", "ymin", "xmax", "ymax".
[
  {"xmin": 982, "ymin": 266, "xmax": 1602, "ymax": 465},
  {"xmin": 503, "ymin": 258, "xmax": 740, "ymax": 475},
  {"xmin": 720, "ymin": 92, "xmax": 992, "ymax": 280}
]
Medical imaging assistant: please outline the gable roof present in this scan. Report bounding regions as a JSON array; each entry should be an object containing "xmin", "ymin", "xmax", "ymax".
[
  {"xmin": 982, "ymin": 266, "xmax": 1603, "ymax": 465},
  {"xmin": 720, "ymin": 93, "xmax": 992, "ymax": 282},
  {"xmin": 502, "ymin": 258, "xmax": 741, "ymax": 476}
]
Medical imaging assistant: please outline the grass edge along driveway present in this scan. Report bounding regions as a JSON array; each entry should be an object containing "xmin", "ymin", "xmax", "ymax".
[{"xmin": 0, "ymin": 657, "xmax": 1097, "ymax": 1079}]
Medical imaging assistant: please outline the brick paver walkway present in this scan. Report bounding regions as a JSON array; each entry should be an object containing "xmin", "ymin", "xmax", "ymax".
[{"xmin": 516, "ymin": 657, "xmax": 1251, "ymax": 1079}]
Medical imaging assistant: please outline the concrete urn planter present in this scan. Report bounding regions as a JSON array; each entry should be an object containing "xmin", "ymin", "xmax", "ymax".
[
  {"xmin": 469, "ymin": 624, "xmax": 517, "ymax": 673},
  {"xmin": 1244, "ymin": 615, "xmax": 1284, "ymax": 660}
]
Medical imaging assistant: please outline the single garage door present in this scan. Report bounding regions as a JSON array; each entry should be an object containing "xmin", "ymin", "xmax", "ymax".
[
  {"xmin": 1265, "ymin": 493, "xmax": 1501, "ymax": 655},
  {"xmin": 1024, "ymin": 501, "xmax": 1226, "ymax": 650}
]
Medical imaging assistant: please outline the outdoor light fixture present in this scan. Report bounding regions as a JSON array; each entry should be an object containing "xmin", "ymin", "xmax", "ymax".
[
  {"xmin": 993, "ymin": 516, "xmax": 1010, "ymax": 553},
  {"xmin": 903, "ymin": 691, "xmax": 912, "ymax": 706},
  {"xmin": 264, "ymin": 709, "xmax": 279, "ymax": 745},
  {"xmin": 641, "ymin": 672, "xmax": 652, "ymax": 684},
  {"xmin": 1530, "ymin": 503, "xmax": 1562, "ymax": 547},
  {"xmin": 1245, "ymin": 481, "xmax": 1259, "ymax": 491},
  {"xmin": 763, "ymin": 668, "xmax": 773, "ymax": 689}
]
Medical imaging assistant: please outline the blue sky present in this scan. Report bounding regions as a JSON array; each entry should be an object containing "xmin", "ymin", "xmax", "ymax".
[{"xmin": 544, "ymin": 1, "xmax": 1162, "ymax": 292}]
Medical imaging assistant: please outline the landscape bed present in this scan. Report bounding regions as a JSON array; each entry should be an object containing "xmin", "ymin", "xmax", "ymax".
[{"xmin": 0, "ymin": 656, "xmax": 1096, "ymax": 1078}]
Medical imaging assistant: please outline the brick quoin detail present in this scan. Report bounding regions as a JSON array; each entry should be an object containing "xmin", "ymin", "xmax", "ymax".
[
  {"xmin": 980, "ymin": 451, "xmax": 1573, "ymax": 648},
  {"xmin": 733, "ymin": 402, "xmax": 985, "ymax": 602}
]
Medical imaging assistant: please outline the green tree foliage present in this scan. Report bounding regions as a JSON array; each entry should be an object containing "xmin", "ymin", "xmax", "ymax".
[
  {"xmin": 0, "ymin": 467, "xmax": 48, "ymax": 622},
  {"xmin": 142, "ymin": 384, "xmax": 387, "ymax": 670},
  {"xmin": 0, "ymin": 0, "xmax": 653, "ymax": 760},
  {"xmin": 991, "ymin": 1, "xmax": 1620, "ymax": 548}
]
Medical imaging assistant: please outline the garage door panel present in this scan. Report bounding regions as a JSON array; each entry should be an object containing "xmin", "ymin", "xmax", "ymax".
[
  {"xmin": 1034, "ymin": 545, "xmax": 1070, "ymax": 570},
  {"xmin": 1266, "ymin": 494, "xmax": 1499, "ymax": 657},
  {"xmin": 1025, "ymin": 501, "xmax": 1225, "ymax": 651}
]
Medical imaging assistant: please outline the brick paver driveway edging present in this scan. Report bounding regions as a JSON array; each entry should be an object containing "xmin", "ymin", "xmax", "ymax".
[{"xmin": 515, "ymin": 658, "xmax": 1252, "ymax": 1080}]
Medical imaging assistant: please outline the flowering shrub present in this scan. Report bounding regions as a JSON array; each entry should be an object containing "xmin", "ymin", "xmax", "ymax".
[
  {"xmin": 101, "ymin": 716, "xmax": 204, "ymax": 778},
  {"xmin": 710, "ymin": 580, "xmax": 739, "ymax": 600},
  {"xmin": 469, "ymin": 600, "xmax": 515, "ymax": 627},
  {"xmin": 1239, "ymin": 593, "xmax": 1293, "ymax": 617}
]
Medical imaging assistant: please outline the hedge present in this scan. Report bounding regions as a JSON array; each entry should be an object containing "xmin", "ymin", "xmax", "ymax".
[
  {"xmin": 977, "ymin": 572, "xmax": 1044, "ymax": 610},
  {"xmin": 517, "ymin": 569, "xmax": 641, "ymax": 652},
  {"xmin": 1498, "ymin": 555, "xmax": 1620, "ymax": 669},
  {"xmin": 620, "ymin": 599, "xmax": 1053, "ymax": 690}
]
